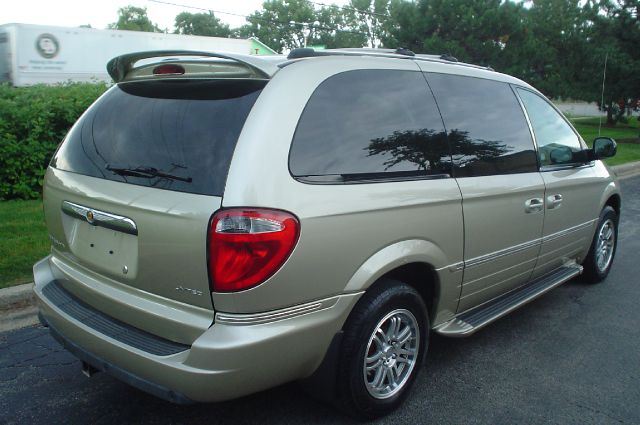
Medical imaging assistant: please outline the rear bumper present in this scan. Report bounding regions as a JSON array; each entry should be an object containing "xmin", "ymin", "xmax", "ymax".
[
  {"xmin": 40, "ymin": 312, "xmax": 193, "ymax": 404},
  {"xmin": 34, "ymin": 256, "xmax": 361, "ymax": 403}
]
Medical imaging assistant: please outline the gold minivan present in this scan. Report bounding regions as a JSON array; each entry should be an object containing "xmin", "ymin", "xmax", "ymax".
[{"xmin": 34, "ymin": 48, "xmax": 620, "ymax": 419}]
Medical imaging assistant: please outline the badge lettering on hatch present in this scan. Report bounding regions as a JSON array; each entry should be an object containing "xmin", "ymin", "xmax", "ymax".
[
  {"xmin": 48, "ymin": 234, "xmax": 66, "ymax": 249},
  {"xmin": 175, "ymin": 286, "xmax": 203, "ymax": 296}
]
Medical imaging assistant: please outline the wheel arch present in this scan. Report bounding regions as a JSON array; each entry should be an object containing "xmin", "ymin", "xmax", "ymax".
[
  {"xmin": 366, "ymin": 263, "xmax": 439, "ymax": 325},
  {"xmin": 605, "ymin": 193, "xmax": 621, "ymax": 217},
  {"xmin": 599, "ymin": 181, "xmax": 621, "ymax": 218},
  {"xmin": 343, "ymin": 239, "xmax": 461, "ymax": 328}
]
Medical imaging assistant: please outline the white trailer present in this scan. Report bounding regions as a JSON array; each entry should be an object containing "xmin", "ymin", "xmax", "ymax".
[{"xmin": 0, "ymin": 23, "xmax": 276, "ymax": 86}]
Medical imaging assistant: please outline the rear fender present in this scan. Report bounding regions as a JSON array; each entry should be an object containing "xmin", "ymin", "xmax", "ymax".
[{"xmin": 343, "ymin": 239, "xmax": 462, "ymax": 326}]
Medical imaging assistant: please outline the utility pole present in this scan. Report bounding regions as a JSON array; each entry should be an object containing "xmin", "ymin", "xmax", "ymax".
[{"xmin": 290, "ymin": 21, "xmax": 319, "ymax": 48}]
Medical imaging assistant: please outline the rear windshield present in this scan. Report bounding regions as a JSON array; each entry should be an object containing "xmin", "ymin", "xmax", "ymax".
[{"xmin": 51, "ymin": 79, "xmax": 265, "ymax": 196}]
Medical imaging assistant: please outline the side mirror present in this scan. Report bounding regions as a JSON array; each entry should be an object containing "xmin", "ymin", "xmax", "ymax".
[
  {"xmin": 549, "ymin": 145, "xmax": 573, "ymax": 164},
  {"xmin": 592, "ymin": 137, "xmax": 617, "ymax": 159}
]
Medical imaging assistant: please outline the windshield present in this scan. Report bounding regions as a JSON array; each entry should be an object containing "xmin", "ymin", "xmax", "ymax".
[{"xmin": 51, "ymin": 79, "xmax": 265, "ymax": 196}]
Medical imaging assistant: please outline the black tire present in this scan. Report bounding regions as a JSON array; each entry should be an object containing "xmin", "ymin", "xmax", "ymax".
[
  {"xmin": 336, "ymin": 279, "xmax": 428, "ymax": 420},
  {"xmin": 582, "ymin": 206, "xmax": 618, "ymax": 283}
]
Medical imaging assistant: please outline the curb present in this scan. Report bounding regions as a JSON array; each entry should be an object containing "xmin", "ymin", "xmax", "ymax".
[
  {"xmin": 0, "ymin": 306, "xmax": 39, "ymax": 333},
  {"xmin": 2, "ymin": 161, "xmax": 640, "ymax": 333},
  {"xmin": 0, "ymin": 282, "xmax": 35, "ymax": 311},
  {"xmin": 0, "ymin": 282, "xmax": 38, "ymax": 333},
  {"xmin": 611, "ymin": 161, "xmax": 640, "ymax": 180}
]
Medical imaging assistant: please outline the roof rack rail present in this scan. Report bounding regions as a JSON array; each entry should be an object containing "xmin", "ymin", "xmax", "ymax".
[
  {"xmin": 440, "ymin": 53, "xmax": 458, "ymax": 62},
  {"xmin": 285, "ymin": 47, "xmax": 493, "ymax": 72},
  {"xmin": 395, "ymin": 47, "xmax": 415, "ymax": 57},
  {"xmin": 287, "ymin": 48, "xmax": 319, "ymax": 59}
]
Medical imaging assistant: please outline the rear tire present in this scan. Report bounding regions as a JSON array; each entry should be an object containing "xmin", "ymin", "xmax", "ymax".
[
  {"xmin": 582, "ymin": 206, "xmax": 618, "ymax": 283},
  {"xmin": 337, "ymin": 280, "xmax": 428, "ymax": 420}
]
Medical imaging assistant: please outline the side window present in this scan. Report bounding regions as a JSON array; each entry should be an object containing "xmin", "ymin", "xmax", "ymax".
[
  {"xmin": 426, "ymin": 73, "xmax": 538, "ymax": 177},
  {"xmin": 516, "ymin": 88, "xmax": 583, "ymax": 167},
  {"xmin": 289, "ymin": 69, "xmax": 450, "ymax": 181}
]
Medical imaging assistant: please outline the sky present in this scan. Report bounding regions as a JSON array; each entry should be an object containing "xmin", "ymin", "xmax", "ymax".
[{"xmin": 2, "ymin": 0, "xmax": 352, "ymax": 32}]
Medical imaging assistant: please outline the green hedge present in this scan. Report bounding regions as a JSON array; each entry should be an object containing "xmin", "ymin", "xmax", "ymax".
[{"xmin": 0, "ymin": 83, "xmax": 108, "ymax": 200}]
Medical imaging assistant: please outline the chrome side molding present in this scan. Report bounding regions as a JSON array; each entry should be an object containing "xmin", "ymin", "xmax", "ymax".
[
  {"xmin": 465, "ymin": 238, "xmax": 542, "ymax": 269},
  {"xmin": 61, "ymin": 200, "xmax": 138, "ymax": 236}
]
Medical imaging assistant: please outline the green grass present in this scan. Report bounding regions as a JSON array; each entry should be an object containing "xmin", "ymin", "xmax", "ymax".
[
  {"xmin": 570, "ymin": 117, "xmax": 640, "ymax": 166},
  {"xmin": 0, "ymin": 200, "xmax": 49, "ymax": 288}
]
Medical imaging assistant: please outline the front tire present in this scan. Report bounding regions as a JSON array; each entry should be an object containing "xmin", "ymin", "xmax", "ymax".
[
  {"xmin": 337, "ymin": 280, "xmax": 428, "ymax": 419},
  {"xmin": 582, "ymin": 206, "xmax": 618, "ymax": 283}
]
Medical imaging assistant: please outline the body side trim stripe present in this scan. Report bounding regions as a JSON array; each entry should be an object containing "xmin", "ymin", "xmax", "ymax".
[
  {"xmin": 463, "ymin": 219, "xmax": 596, "ymax": 269},
  {"xmin": 541, "ymin": 219, "xmax": 596, "ymax": 243},
  {"xmin": 465, "ymin": 239, "xmax": 541, "ymax": 268}
]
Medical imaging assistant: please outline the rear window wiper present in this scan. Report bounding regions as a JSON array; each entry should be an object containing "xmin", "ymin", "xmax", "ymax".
[{"xmin": 106, "ymin": 165, "xmax": 192, "ymax": 183}]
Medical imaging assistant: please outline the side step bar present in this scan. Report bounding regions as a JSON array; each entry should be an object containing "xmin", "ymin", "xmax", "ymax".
[{"xmin": 435, "ymin": 264, "xmax": 582, "ymax": 337}]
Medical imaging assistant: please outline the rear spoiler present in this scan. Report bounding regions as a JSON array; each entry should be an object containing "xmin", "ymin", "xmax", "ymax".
[{"xmin": 106, "ymin": 50, "xmax": 279, "ymax": 83}]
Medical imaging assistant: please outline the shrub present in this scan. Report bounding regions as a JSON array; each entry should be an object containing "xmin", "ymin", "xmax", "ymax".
[{"xmin": 0, "ymin": 82, "xmax": 108, "ymax": 200}]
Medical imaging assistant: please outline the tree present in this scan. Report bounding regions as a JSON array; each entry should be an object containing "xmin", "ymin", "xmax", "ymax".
[
  {"xmin": 174, "ymin": 12, "xmax": 231, "ymax": 37},
  {"xmin": 313, "ymin": 5, "xmax": 367, "ymax": 48},
  {"xmin": 496, "ymin": 0, "xmax": 592, "ymax": 100},
  {"xmin": 366, "ymin": 129, "xmax": 450, "ymax": 171},
  {"xmin": 385, "ymin": 0, "xmax": 523, "ymax": 66},
  {"xmin": 108, "ymin": 6, "xmax": 161, "ymax": 32},
  {"xmin": 240, "ymin": 0, "xmax": 316, "ymax": 53},
  {"xmin": 366, "ymin": 129, "xmax": 509, "ymax": 172},
  {"xmin": 583, "ymin": 0, "xmax": 640, "ymax": 124},
  {"xmin": 351, "ymin": 0, "xmax": 391, "ymax": 48},
  {"xmin": 239, "ymin": 0, "xmax": 374, "ymax": 52}
]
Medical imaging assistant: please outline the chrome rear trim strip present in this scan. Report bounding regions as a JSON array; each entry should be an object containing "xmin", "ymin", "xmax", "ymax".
[
  {"xmin": 215, "ymin": 296, "xmax": 343, "ymax": 325},
  {"xmin": 62, "ymin": 200, "xmax": 138, "ymax": 236}
]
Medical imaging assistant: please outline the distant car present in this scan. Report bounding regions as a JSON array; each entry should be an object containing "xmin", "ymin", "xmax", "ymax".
[{"xmin": 34, "ymin": 48, "xmax": 620, "ymax": 419}]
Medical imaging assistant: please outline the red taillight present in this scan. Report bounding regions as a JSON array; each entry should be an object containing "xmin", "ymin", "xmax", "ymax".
[
  {"xmin": 208, "ymin": 208, "xmax": 300, "ymax": 292},
  {"xmin": 152, "ymin": 64, "xmax": 185, "ymax": 75}
]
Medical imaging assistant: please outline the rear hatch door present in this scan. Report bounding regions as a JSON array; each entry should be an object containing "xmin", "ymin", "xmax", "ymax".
[{"xmin": 46, "ymin": 77, "xmax": 266, "ymax": 311}]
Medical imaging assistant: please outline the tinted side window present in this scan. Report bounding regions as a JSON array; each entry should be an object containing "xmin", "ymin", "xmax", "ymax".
[
  {"xmin": 426, "ymin": 73, "xmax": 538, "ymax": 177},
  {"xmin": 289, "ymin": 70, "xmax": 450, "ymax": 181},
  {"xmin": 516, "ymin": 89, "xmax": 583, "ymax": 167}
]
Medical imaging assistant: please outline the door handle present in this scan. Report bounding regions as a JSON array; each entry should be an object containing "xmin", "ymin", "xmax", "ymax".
[
  {"xmin": 547, "ymin": 194, "xmax": 563, "ymax": 209},
  {"xmin": 525, "ymin": 198, "xmax": 544, "ymax": 213}
]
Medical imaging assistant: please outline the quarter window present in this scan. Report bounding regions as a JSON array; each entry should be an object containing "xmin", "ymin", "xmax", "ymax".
[
  {"xmin": 426, "ymin": 73, "xmax": 538, "ymax": 177},
  {"xmin": 289, "ymin": 69, "xmax": 450, "ymax": 181},
  {"xmin": 516, "ymin": 89, "xmax": 583, "ymax": 167}
]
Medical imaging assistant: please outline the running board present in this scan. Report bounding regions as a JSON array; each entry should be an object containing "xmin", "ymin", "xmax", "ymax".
[{"xmin": 435, "ymin": 264, "xmax": 582, "ymax": 337}]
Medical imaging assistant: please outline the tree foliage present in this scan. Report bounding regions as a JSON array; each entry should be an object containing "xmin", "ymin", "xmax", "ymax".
[
  {"xmin": 108, "ymin": 6, "xmax": 161, "ymax": 32},
  {"xmin": 385, "ymin": 0, "xmax": 522, "ymax": 67},
  {"xmin": 0, "ymin": 83, "xmax": 108, "ymax": 200},
  {"xmin": 350, "ymin": 0, "xmax": 391, "ymax": 48},
  {"xmin": 314, "ymin": 5, "xmax": 367, "ymax": 48},
  {"xmin": 584, "ymin": 0, "xmax": 640, "ymax": 123},
  {"xmin": 239, "ymin": 0, "xmax": 316, "ymax": 52},
  {"xmin": 382, "ymin": 0, "xmax": 639, "ymax": 124},
  {"xmin": 174, "ymin": 12, "xmax": 231, "ymax": 37}
]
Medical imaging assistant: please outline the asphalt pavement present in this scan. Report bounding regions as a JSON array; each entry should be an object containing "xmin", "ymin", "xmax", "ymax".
[{"xmin": 2, "ymin": 176, "xmax": 640, "ymax": 425}]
